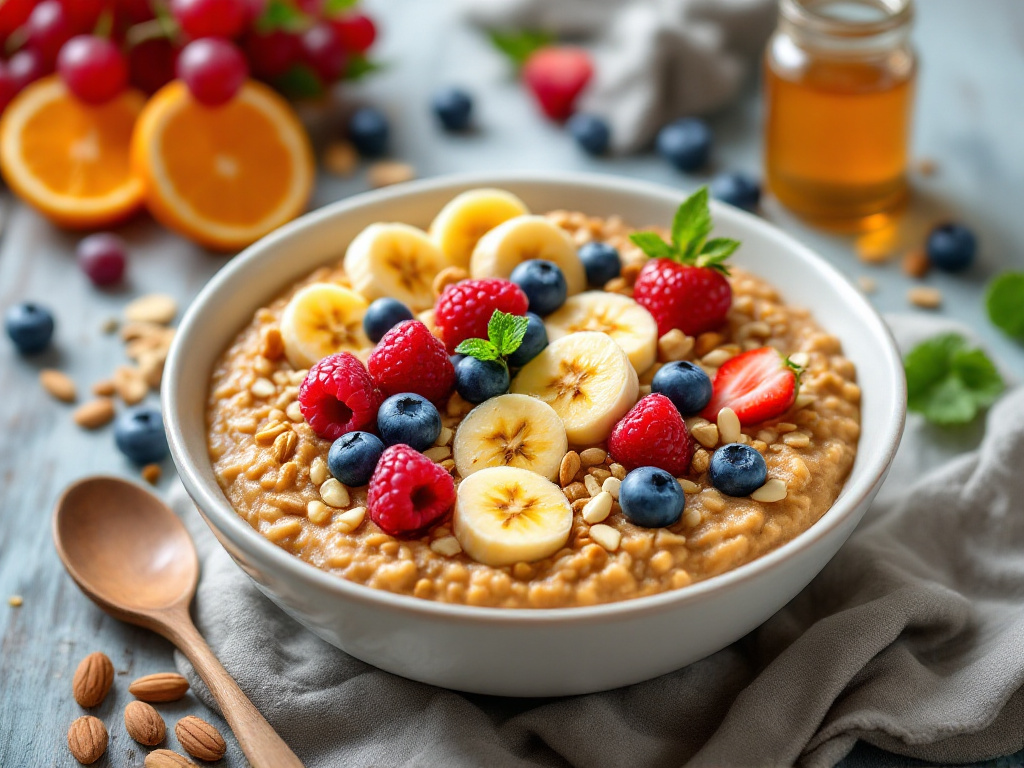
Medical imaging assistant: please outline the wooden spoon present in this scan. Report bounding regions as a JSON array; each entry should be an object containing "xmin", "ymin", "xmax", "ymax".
[{"xmin": 53, "ymin": 476, "xmax": 304, "ymax": 768}]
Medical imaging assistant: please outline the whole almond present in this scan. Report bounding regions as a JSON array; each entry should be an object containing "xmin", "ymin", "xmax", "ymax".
[
  {"xmin": 176, "ymin": 715, "xmax": 227, "ymax": 761},
  {"xmin": 124, "ymin": 700, "xmax": 166, "ymax": 746},
  {"xmin": 67, "ymin": 716, "xmax": 107, "ymax": 764},
  {"xmin": 73, "ymin": 398, "xmax": 116, "ymax": 430},
  {"xmin": 128, "ymin": 672, "xmax": 190, "ymax": 702},
  {"xmin": 145, "ymin": 749, "xmax": 198, "ymax": 768},
  {"xmin": 559, "ymin": 451, "xmax": 581, "ymax": 487},
  {"xmin": 72, "ymin": 652, "xmax": 114, "ymax": 708},
  {"xmin": 40, "ymin": 369, "xmax": 77, "ymax": 402}
]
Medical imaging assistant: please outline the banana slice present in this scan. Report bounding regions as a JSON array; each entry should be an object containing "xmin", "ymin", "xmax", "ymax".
[
  {"xmin": 343, "ymin": 222, "xmax": 449, "ymax": 311},
  {"xmin": 470, "ymin": 215, "xmax": 587, "ymax": 295},
  {"xmin": 430, "ymin": 188, "xmax": 530, "ymax": 270},
  {"xmin": 544, "ymin": 291, "xmax": 659, "ymax": 374},
  {"xmin": 510, "ymin": 331, "xmax": 639, "ymax": 445},
  {"xmin": 280, "ymin": 283, "xmax": 371, "ymax": 369},
  {"xmin": 454, "ymin": 466, "xmax": 573, "ymax": 567},
  {"xmin": 454, "ymin": 394, "xmax": 568, "ymax": 481}
]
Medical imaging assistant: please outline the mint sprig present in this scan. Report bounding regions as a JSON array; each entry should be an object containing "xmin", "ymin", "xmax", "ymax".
[
  {"xmin": 904, "ymin": 333, "xmax": 1004, "ymax": 426},
  {"xmin": 256, "ymin": 0, "xmax": 310, "ymax": 33},
  {"xmin": 488, "ymin": 29, "xmax": 553, "ymax": 69},
  {"xmin": 455, "ymin": 311, "xmax": 529, "ymax": 369},
  {"xmin": 628, "ymin": 187, "xmax": 740, "ymax": 275},
  {"xmin": 986, "ymin": 272, "xmax": 1024, "ymax": 340}
]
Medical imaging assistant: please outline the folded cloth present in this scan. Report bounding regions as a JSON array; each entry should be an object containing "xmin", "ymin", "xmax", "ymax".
[
  {"xmin": 175, "ymin": 315, "xmax": 1024, "ymax": 768},
  {"xmin": 454, "ymin": 0, "xmax": 777, "ymax": 153}
]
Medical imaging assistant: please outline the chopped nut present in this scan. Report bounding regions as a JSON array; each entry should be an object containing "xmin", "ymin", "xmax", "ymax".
[
  {"xmin": 589, "ymin": 467, "xmax": 611, "ymax": 483},
  {"xmin": 320, "ymin": 478, "xmax": 350, "ymax": 508},
  {"xmin": 440, "ymin": 459, "xmax": 456, "ymax": 474},
  {"xmin": 751, "ymin": 478, "xmax": 788, "ymax": 502},
  {"xmin": 678, "ymin": 478, "xmax": 700, "ymax": 493},
  {"xmin": 334, "ymin": 506, "xmax": 366, "ymax": 533},
  {"xmin": 583, "ymin": 474, "xmax": 602, "ymax": 497},
  {"xmin": 141, "ymin": 464, "xmax": 161, "ymax": 485},
  {"xmin": 601, "ymin": 476, "xmax": 621, "ymax": 499},
  {"xmin": 609, "ymin": 463, "xmax": 626, "ymax": 480},
  {"xmin": 657, "ymin": 329, "xmax": 694, "ymax": 362},
  {"xmin": 73, "ymin": 398, "xmax": 115, "ymax": 429},
  {"xmin": 423, "ymin": 445, "xmax": 451, "ymax": 462},
  {"xmin": 250, "ymin": 378, "xmax": 276, "ymax": 398},
  {"xmin": 604, "ymin": 276, "xmax": 630, "ymax": 294},
  {"xmin": 795, "ymin": 392, "xmax": 817, "ymax": 409},
  {"xmin": 323, "ymin": 140, "xmax": 359, "ymax": 177},
  {"xmin": 307, "ymin": 500, "xmax": 332, "ymax": 525},
  {"xmin": 435, "ymin": 426, "xmax": 454, "ymax": 447},
  {"xmin": 254, "ymin": 421, "xmax": 289, "ymax": 444},
  {"xmin": 92, "ymin": 379, "xmax": 116, "ymax": 397},
  {"xmin": 310, "ymin": 456, "xmax": 329, "ymax": 486},
  {"xmin": 589, "ymin": 524, "xmax": 621, "ymax": 552},
  {"xmin": 717, "ymin": 407, "xmax": 741, "ymax": 444},
  {"xmin": 579, "ymin": 447, "xmax": 606, "ymax": 467},
  {"xmin": 701, "ymin": 348, "xmax": 734, "ymax": 368},
  {"xmin": 260, "ymin": 327, "xmax": 285, "ymax": 360},
  {"xmin": 8, "ymin": 595, "xmax": 22, "ymax": 607},
  {"xmin": 782, "ymin": 432, "xmax": 811, "ymax": 448},
  {"xmin": 285, "ymin": 401, "xmax": 304, "ymax": 422},
  {"xmin": 432, "ymin": 266, "xmax": 469, "ymax": 299},
  {"xmin": 430, "ymin": 536, "xmax": 462, "ymax": 557},
  {"xmin": 559, "ymin": 451, "xmax": 581, "ymax": 487},
  {"xmin": 908, "ymin": 286, "xmax": 942, "ymax": 309},
  {"xmin": 368, "ymin": 161, "xmax": 415, "ymax": 188},
  {"xmin": 902, "ymin": 247, "xmax": 930, "ymax": 278},
  {"xmin": 695, "ymin": 332, "xmax": 725, "ymax": 357},
  {"xmin": 690, "ymin": 420, "xmax": 719, "ymax": 449},
  {"xmin": 582, "ymin": 491, "xmax": 613, "ymax": 523},
  {"xmin": 113, "ymin": 365, "xmax": 148, "ymax": 405},
  {"xmin": 691, "ymin": 448, "xmax": 710, "ymax": 475},
  {"xmin": 564, "ymin": 482, "xmax": 589, "ymax": 502},
  {"xmin": 40, "ymin": 369, "xmax": 76, "ymax": 402},
  {"xmin": 124, "ymin": 294, "xmax": 177, "ymax": 325}
]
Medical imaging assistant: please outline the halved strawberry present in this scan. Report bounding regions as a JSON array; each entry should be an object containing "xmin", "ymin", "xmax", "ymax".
[
  {"xmin": 702, "ymin": 347, "xmax": 799, "ymax": 426},
  {"xmin": 522, "ymin": 46, "xmax": 593, "ymax": 121}
]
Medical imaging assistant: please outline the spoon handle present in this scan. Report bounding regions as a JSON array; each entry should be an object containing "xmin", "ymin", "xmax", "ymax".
[{"xmin": 163, "ymin": 614, "xmax": 305, "ymax": 768}]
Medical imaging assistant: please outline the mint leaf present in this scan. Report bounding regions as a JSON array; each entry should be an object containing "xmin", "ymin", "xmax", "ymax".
[
  {"xmin": 455, "ymin": 338, "xmax": 500, "ymax": 362},
  {"xmin": 324, "ymin": 0, "xmax": 358, "ymax": 15},
  {"xmin": 628, "ymin": 232, "xmax": 675, "ymax": 260},
  {"xmin": 904, "ymin": 333, "xmax": 1004, "ymax": 425},
  {"xmin": 671, "ymin": 187, "xmax": 713, "ymax": 259},
  {"xmin": 487, "ymin": 310, "xmax": 529, "ymax": 356},
  {"xmin": 272, "ymin": 64, "xmax": 324, "ymax": 99},
  {"xmin": 488, "ymin": 30, "xmax": 553, "ymax": 69},
  {"xmin": 344, "ymin": 55, "xmax": 384, "ymax": 82},
  {"xmin": 986, "ymin": 272, "xmax": 1024, "ymax": 339},
  {"xmin": 256, "ymin": 0, "xmax": 309, "ymax": 32},
  {"xmin": 697, "ymin": 237, "xmax": 740, "ymax": 273}
]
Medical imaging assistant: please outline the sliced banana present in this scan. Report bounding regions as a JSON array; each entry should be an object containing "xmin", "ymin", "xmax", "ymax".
[
  {"xmin": 280, "ymin": 283, "xmax": 371, "ymax": 369},
  {"xmin": 454, "ymin": 466, "xmax": 573, "ymax": 567},
  {"xmin": 343, "ymin": 222, "xmax": 449, "ymax": 312},
  {"xmin": 544, "ymin": 291, "xmax": 659, "ymax": 374},
  {"xmin": 454, "ymin": 394, "xmax": 568, "ymax": 481},
  {"xmin": 470, "ymin": 215, "xmax": 587, "ymax": 295},
  {"xmin": 430, "ymin": 188, "xmax": 530, "ymax": 269},
  {"xmin": 510, "ymin": 331, "xmax": 639, "ymax": 445}
]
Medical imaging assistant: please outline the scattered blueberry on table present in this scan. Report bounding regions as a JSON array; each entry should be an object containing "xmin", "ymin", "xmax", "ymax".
[
  {"xmin": 567, "ymin": 113, "xmax": 611, "ymax": 156},
  {"xmin": 507, "ymin": 312, "xmax": 548, "ymax": 368},
  {"xmin": 455, "ymin": 355, "xmax": 509, "ymax": 404},
  {"xmin": 577, "ymin": 241, "xmax": 621, "ymax": 287},
  {"xmin": 4, "ymin": 301, "xmax": 55, "ymax": 355},
  {"xmin": 619, "ymin": 466, "xmax": 687, "ymax": 527},
  {"xmin": 377, "ymin": 393, "xmax": 441, "ymax": 451},
  {"xmin": 363, "ymin": 297, "xmax": 414, "ymax": 344},
  {"xmin": 328, "ymin": 431, "xmax": 385, "ymax": 486},
  {"xmin": 348, "ymin": 106, "xmax": 390, "ymax": 157},
  {"xmin": 709, "ymin": 443, "xmax": 767, "ymax": 497},
  {"xmin": 114, "ymin": 407, "xmax": 168, "ymax": 465},
  {"xmin": 77, "ymin": 233, "xmax": 128, "ymax": 287},
  {"xmin": 652, "ymin": 361, "xmax": 713, "ymax": 416},
  {"xmin": 710, "ymin": 171, "xmax": 761, "ymax": 212},
  {"xmin": 656, "ymin": 117, "xmax": 712, "ymax": 172},
  {"xmin": 510, "ymin": 259, "xmax": 567, "ymax": 316},
  {"xmin": 432, "ymin": 86, "xmax": 474, "ymax": 132},
  {"xmin": 927, "ymin": 223, "xmax": 976, "ymax": 272}
]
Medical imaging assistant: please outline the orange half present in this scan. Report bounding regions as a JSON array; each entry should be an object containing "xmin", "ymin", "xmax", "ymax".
[
  {"xmin": 0, "ymin": 76, "xmax": 145, "ymax": 229},
  {"xmin": 131, "ymin": 80, "xmax": 315, "ymax": 252}
]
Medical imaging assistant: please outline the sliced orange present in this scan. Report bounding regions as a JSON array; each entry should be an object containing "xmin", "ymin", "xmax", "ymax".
[
  {"xmin": 0, "ymin": 76, "xmax": 146, "ymax": 229},
  {"xmin": 131, "ymin": 80, "xmax": 315, "ymax": 252}
]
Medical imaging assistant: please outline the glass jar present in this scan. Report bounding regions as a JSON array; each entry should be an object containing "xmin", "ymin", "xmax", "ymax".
[{"xmin": 763, "ymin": 0, "xmax": 916, "ymax": 231}]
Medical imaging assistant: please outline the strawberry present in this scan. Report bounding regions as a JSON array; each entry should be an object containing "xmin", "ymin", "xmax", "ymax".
[
  {"xmin": 702, "ymin": 347, "xmax": 800, "ymax": 426},
  {"xmin": 629, "ymin": 187, "xmax": 739, "ymax": 337},
  {"xmin": 522, "ymin": 46, "xmax": 593, "ymax": 122}
]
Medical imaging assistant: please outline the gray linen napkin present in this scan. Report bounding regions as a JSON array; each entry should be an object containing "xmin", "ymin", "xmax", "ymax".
[
  {"xmin": 174, "ymin": 315, "xmax": 1024, "ymax": 767},
  {"xmin": 454, "ymin": 0, "xmax": 777, "ymax": 153}
]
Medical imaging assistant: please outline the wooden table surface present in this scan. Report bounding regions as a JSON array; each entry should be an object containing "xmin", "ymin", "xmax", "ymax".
[{"xmin": 2, "ymin": 1, "xmax": 1022, "ymax": 766}]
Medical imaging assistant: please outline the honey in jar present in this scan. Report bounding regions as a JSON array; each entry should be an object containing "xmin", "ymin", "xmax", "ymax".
[{"xmin": 764, "ymin": 0, "xmax": 916, "ymax": 231}]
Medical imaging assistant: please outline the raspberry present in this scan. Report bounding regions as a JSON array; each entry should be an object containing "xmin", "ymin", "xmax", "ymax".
[
  {"xmin": 368, "ymin": 444, "xmax": 455, "ymax": 536},
  {"xmin": 367, "ymin": 320, "xmax": 455, "ymax": 403},
  {"xmin": 633, "ymin": 259, "xmax": 732, "ymax": 337},
  {"xmin": 609, "ymin": 393, "xmax": 694, "ymax": 476},
  {"xmin": 434, "ymin": 278, "xmax": 528, "ymax": 353},
  {"xmin": 298, "ymin": 353, "xmax": 382, "ymax": 441}
]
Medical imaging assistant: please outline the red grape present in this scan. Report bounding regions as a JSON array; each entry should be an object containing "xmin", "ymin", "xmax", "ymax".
[
  {"xmin": 300, "ymin": 22, "xmax": 345, "ymax": 82},
  {"xmin": 128, "ymin": 37, "xmax": 178, "ymax": 94},
  {"xmin": 115, "ymin": 0, "xmax": 156, "ymax": 24},
  {"xmin": 297, "ymin": 0, "xmax": 322, "ymax": 17},
  {"xmin": 58, "ymin": 36, "xmax": 128, "ymax": 105},
  {"xmin": 77, "ymin": 233, "xmax": 128, "ymax": 287},
  {"xmin": 176, "ymin": 37, "xmax": 248, "ymax": 106},
  {"xmin": 241, "ymin": 0, "xmax": 267, "ymax": 24},
  {"xmin": 330, "ymin": 13, "xmax": 376, "ymax": 54},
  {"xmin": 0, "ymin": 0, "xmax": 34, "ymax": 37},
  {"xmin": 60, "ymin": 0, "xmax": 105, "ymax": 33},
  {"xmin": 171, "ymin": 0, "xmax": 247, "ymax": 39},
  {"xmin": 26, "ymin": 0, "xmax": 75, "ymax": 63},
  {"xmin": 243, "ymin": 29, "xmax": 299, "ymax": 80},
  {"xmin": 8, "ymin": 48, "xmax": 48, "ymax": 90},
  {"xmin": 0, "ymin": 61, "xmax": 17, "ymax": 114}
]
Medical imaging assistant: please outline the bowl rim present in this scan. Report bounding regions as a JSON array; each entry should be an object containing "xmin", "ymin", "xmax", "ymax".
[{"xmin": 164, "ymin": 170, "xmax": 907, "ymax": 625}]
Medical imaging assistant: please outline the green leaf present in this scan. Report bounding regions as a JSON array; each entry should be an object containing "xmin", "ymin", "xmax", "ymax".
[
  {"xmin": 487, "ymin": 310, "xmax": 529, "ymax": 356},
  {"xmin": 256, "ymin": 0, "xmax": 309, "ymax": 33},
  {"xmin": 628, "ymin": 232, "xmax": 675, "ymax": 260},
  {"xmin": 986, "ymin": 271, "xmax": 1024, "ymax": 339},
  {"xmin": 272, "ymin": 64, "xmax": 324, "ymax": 99},
  {"xmin": 324, "ymin": 0, "xmax": 359, "ymax": 15},
  {"xmin": 487, "ymin": 29, "xmax": 554, "ymax": 69},
  {"xmin": 344, "ymin": 55, "xmax": 384, "ymax": 82},
  {"xmin": 697, "ymin": 237, "xmax": 740, "ymax": 274},
  {"xmin": 904, "ymin": 333, "xmax": 1004, "ymax": 426},
  {"xmin": 671, "ymin": 187, "xmax": 713, "ymax": 260},
  {"xmin": 455, "ymin": 338, "xmax": 500, "ymax": 362}
]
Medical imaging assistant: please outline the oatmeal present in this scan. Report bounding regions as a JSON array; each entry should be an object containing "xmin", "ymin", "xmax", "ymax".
[{"xmin": 206, "ymin": 190, "xmax": 860, "ymax": 608}]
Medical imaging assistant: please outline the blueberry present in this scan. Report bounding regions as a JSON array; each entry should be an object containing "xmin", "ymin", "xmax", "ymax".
[
  {"xmin": 926, "ymin": 223, "xmax": 976, "ymax": 272},
  {"xmin": 4, "ymin": 302, "xmax": 55, "ymax": 355},
  {"xmin": 348, "ymin": 107, "xmax": 389, "ymax": 157},
  {"xmin": 577, "ymin": 241, "xmax": 621, "ymax": 287},
  {"xmin": 509, "ymin": 259, "xmax": 567, "ymax": 316},
  {"xmin": 114, "ymin": 407, "xmax": 168, "ymax": 465},
  {"xmin": 709, "ymin": 443, "xmax": 767, "ymax": 497},
  {"xmin": 656, "ymin": 117, "xmax": 712, "ymax": 172},
  {"xmin": 455, "ymin": 356, "xmax": 509, "ymax": 404},
  {"xmin": 377, "ymin": 393, "xmax": 441, "ymax": 451},
  {"xmin": 567, "ymin": 113, "xmax": 610, "ymax": 156},
  {"xmin": 710, "ymin": 171, "xmax": 761, "ymax": 212},
  {"xmin": 328, "ymin": 431, "xmax": 385, "ymax": 486},
  {"xmin": 450, "ymin": 353, "xmax": 465, "ymax": 369},
  {"xmin": 651, "ymin": 361, "xmax": 713, "ymax": 417},
  {"xmin": 619, "ymin": 466, "xmax": 686, "ymax": 528},
  {"xmin": 507, "ymin": 312, "xmax": 548, "ymax": 368},
  {"xmin": 364, "ymin": 298, "xmax": 414, "ymax": 344},
  {"xmin": 432, "ymin": 86, "xmax": 473, "ymax": 132}
]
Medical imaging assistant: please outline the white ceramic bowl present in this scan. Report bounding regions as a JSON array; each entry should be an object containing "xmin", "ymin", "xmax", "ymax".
[{"xmin": 164, "ymin": 172, "xmax": 906, "ymax": 697}]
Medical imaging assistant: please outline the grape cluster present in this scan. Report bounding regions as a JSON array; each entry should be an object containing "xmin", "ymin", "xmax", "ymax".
[{"xmin": 0, "ymin": 0, "xmax": 376, "ymax": 111}]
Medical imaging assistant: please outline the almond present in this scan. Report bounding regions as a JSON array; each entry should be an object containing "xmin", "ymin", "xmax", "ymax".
[
  {"xmin": 72, "ymin": 652, "xmax": 114, "ymax": 708},
  {"xmin": 73, "ymin": 398, "xmax": 116, "ymax": 430},
  {"xmin": 124, "ymin": 293, "xmax": 178, "ymax": 325},
  {"xmin": 145, "ymin": 749, "xmax": 198, "ymax": 768},
  {"xmin": 67, "ymin": 716, "xmax": 107, "ymax": 764},
  {"xmin": 125, "ymin": 700, "xmax": 166, "ymax": 746},
  {"xmin": 114, "ymin": 364, "xmax": 148, "ymax": 405},
  {"xmin": 92, "ymin": 379, "xmax": 117, "ymax": 396},
  {"xmin": 559, "ymin": 451, "xmax": 581, "ymax": 487},
  {"xmin": 128, "ymin": 672, "xmax": 190, "ymax": 703},
  {"xmin": 40, "ymin": 369, "xmax": 76, "ymax": 402},
  {"xmin": 175, "ymin": 715, "xmax": 227, "ymax": 761}
]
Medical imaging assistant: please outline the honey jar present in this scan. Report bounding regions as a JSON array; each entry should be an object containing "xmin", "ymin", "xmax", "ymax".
[{"xmin": 763, "ymin": 0, "xmax": 916, "ymax": 231}]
